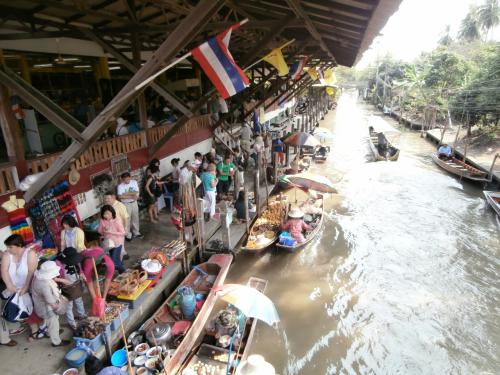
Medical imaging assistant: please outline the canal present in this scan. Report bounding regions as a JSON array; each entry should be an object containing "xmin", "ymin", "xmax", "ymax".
[{"xmin": 228, "ymin": 93, "xmax": 500, "ymax": 375}]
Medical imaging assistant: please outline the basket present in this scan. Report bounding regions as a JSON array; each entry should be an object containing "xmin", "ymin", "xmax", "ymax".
[
  {"xmin": 110, "ymin": 306, "xmax": 130, "ymax": 331},
  {"xmin": 74, "ymin": 333, "xmax": 103, "ymax": 352}
]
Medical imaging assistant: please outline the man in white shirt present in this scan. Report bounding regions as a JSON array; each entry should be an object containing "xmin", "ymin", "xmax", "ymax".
[{"xmin": 117, "ymin": 172, "xmax": 142, "ymax": 241}]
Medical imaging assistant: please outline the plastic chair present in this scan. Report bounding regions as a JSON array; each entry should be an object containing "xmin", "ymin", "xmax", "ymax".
[{"xmin": 164, "ymin": 191, "xmax": 174, "ymax": 212}]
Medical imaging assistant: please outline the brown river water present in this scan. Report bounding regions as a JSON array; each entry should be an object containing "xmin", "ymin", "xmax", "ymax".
[{"xmin": 227, "ymin": 93, "xmax": 500, "ymax": 375}]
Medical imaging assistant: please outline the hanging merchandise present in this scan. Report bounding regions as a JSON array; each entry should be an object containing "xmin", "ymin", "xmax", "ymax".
[
  {"xmin": 28, "ymin": 180, "xmax": 81, "ymax": 245},
  {"xmin": 1, "ymin": 195, "xmax": 34, "ymax": 244}
]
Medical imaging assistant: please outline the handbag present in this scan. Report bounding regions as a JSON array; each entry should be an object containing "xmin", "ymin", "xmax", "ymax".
[
  {"xmin": 61, "ymin": 280, "xmax": 84, "ymax": 301},
  {"xmin": 53, "ymin": 295, "xmax": 69, "ymax": 316},
  {"xmin": 2, "ymin": 292, "xmax": 33, "ymax": 322}
]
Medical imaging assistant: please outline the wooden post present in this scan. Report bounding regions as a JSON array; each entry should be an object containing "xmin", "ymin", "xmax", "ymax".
[
  {"xmin": 233, "ymin": 166, "xmax": 239, "ymax": 195},
  {"xmin": 220, "ymin": 201, "xmax": 232, "ymax": 250},
  {"xmin": 256, "ymin": 150, "xmax": 263, "ymax": 181},
  {"xmin": 273, "ymin": 152, "xmax": 279, "ymax": 185},
  {"xmin": 296, "ymin": 118, "xmax": 300, "ymax": 133},
  {"xmin": 196, "ymin": 198, "xmax": 205, "ymax": 261},
  {"xmin": 285, "ymin": 145, "xmax": 290, "ymax": 166},
  {"xmin": 243, "ymin": 187, "xmax": 250, "ymax": 234},
  {"xmin": 254, "ymin": 165, "xmax": 261, "ymax": 215},
  {"xmin": 301, "ymin": 113, "xmax": 305, "ymax": 132}
]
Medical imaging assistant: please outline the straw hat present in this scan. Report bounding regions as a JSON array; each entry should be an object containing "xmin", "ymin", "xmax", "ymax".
[
  {"xmin": 35, "ymin": 261, "xmax": 61, "ymax": 280},
  {"xmin": 117, "ymin": 117, "xmax": 128, "ymax": 127},
  {"xmin": 235, "ymin": 355, "xmax": 275, "ymax": 375},
  {"xmin": 68, "ymin": 166, "xmax": 80, "ymax": 186},
  {"xmin": 288, "ymin": 207, "xmax": 304, "ymax": 219}
]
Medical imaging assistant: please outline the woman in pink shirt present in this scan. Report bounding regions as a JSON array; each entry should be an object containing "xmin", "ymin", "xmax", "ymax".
[
  {"xmin": 97, "ymin": 205, "xmax": 125, "ymax": 274},
  {"xmin": 281, "ymin": 208, "xmax": 311, "ymax": 244}
]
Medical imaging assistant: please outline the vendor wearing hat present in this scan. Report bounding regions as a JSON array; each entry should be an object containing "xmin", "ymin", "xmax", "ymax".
[
  {"xmin": 56, "ymin": 247, "xmax": 86, "ymax": 331},
  {"xmin": 281, "ymin": 207, "xmax": 311, "ymax": 244},
  {"xmin": 31, "ymin": 261, "xmax": 71, "ymax": 347}
]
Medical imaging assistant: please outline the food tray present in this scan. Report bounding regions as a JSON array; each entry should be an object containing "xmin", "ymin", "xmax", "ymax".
[{"xmin": 116, "ymin": 280, "xmax": 151, "ymax": 300}]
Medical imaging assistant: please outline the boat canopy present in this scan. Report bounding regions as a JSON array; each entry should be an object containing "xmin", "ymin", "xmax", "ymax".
[{"xmin": 368, "ymin": 116, "xmax": 400, "ymax": 134}]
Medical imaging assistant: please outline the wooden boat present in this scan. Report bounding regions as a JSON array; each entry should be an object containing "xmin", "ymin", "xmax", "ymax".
[
  {"xmin": 142, "ymin": 254, "xmax": 233, "ymax": 375},
  {"xmin": 431, "ymin": 154, "xmax": 490, "ymax": 182},
  {"xmin": 241, "ymin": 196, "xmax": 286, "ymax": 254},
  {"xmin": 313, "ymin": 146, "xmax": 330, "ymax": 163},
  {"xmin": 177, "ymin": 277, "xmax": 268, "ymax": 374},
  {"xmin": 483, "ymin": 191, "xmax": 500, "ymax": 217},
  {"xmin": 368, "ymin": 116, "xmax": 400, "ymax": 161},
  {"xmin": 275, "ymin": 197, "xmax": 324, "ymax": 252}
]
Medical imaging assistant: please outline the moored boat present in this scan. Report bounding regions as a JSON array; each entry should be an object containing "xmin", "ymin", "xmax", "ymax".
[
  {"xmin": 177, "ymin": 277, "xmax": 268, "ymax": 374},
  {"xmin": 483, "ymin": 191, "xmax": 500, "ymax": 217},
  {"xmin": 368, "ymin": 116, "xmax": 400, "ymax": 161},
  {"xmin": 431, "ymin": 154, "xmax": 490, "ymax": 182},
  {"xmin": 141, "ymin": 254, "xmax": 233, "ymax": 375},
  {"xmin": 241, "ymin": 197, "xmax": 286, "ymax": 254}
]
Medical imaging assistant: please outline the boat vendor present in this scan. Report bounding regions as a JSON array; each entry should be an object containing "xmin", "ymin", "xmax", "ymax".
[
  {"xmin": 281, "ymin": 208, "xmax": 312, "ymax": 244},
  {"xmin": 438, "ymin": 143, "xmax": 453, "ymax": 159},
  {"xmin": 81, "ymin": 247, "xmax": 115, "ymax": 301},
  {"xmin": 377, "ymin": 133, "xmax": 388, "ymax": 156}
]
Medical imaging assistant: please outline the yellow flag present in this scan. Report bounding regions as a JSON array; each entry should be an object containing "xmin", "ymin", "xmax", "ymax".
[
  {"xmin": 263, "ymin": 48, "xmax": 289, "ymax": 76},
  {"xmin": 308, "ymin": 67, "xmax": 318, "ymax": 81},
  {"xmin": 324, "ymin": 68, "xmax": 336, "ymax": 85}
]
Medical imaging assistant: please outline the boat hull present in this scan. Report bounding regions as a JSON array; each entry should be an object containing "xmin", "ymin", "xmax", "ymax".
[
  {"xmin": 484, "ymin": 191, "xmax": 500, "ymax": 216},
  {"xmin": 142, "ymin": 254, "xmax": 233, "ymax": 375},
  {"xmin": 368, "ymin": 130, "xmax": 400, "ymax": 161},
  {"xmin": 432, "ymin": 154, "xmax": 489, "ymax": 182}
]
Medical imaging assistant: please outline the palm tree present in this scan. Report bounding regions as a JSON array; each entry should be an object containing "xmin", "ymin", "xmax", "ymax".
[
  {"xmin": 438, "ymin": 25, "xmax": 453, "ymax": 46},
  {"xmin": 477, "ymin": 0, "xmax": 500, "ymax": 39},
  {"xmin": 459, "ymin": 6, "xmax": 482, "ymax": 42}
]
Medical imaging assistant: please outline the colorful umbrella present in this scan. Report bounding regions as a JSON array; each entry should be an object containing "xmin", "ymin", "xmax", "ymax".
[
  {"xmin": 284, "ymin": 172, "xmax": 337, "ymax": 193},
  {"xmin": 214, "ymin": 284, "xmax": 280, "ymax": 326},
  {"xmin": 283, "ymin": 132, "xmax": 320, "ymax": 147}
]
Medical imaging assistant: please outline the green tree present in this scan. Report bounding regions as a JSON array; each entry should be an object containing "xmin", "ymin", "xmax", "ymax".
[
  {"xmin": 438, "ymin": 25, "xmax": 453, "ymax": 46},
  {"xmin": 459, "ymin": 6, "xmax": 482, "ymax": 41},
  {"xmin": 477, "ymin": 0, "xmax": 500, "ymax": 39}
]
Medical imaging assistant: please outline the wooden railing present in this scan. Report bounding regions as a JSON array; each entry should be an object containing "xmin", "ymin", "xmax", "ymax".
[
  {"xmin": 26, "ymin": 115, "xmax": 213, "ymax": 174},
  {"xmin": 0, "ymin": 163, "xmax": 18, "ymax": 195}
]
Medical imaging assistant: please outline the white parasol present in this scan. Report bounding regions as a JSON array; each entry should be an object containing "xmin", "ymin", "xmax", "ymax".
[{"xmin": 214, "ymin": 284, "xmax": 280, "ymax": 326}]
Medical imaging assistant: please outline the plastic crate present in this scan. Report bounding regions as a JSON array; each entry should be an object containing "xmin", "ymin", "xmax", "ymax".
[
  {"xmin": 110, "ymin": 306, "xmax": 130, "ymax": 331},
  {"xmin": 74, "ymin": 333, "xmax": 103, "ymax": 352}
]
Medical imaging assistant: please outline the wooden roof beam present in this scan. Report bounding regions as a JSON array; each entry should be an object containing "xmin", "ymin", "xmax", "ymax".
[
  {"xmin": 285, "ymin": 0, "xmax": 337, "ymax": 64},
  {"xmin": 24, "ymin": 0, "xmax": 226, "ymax": 201}
]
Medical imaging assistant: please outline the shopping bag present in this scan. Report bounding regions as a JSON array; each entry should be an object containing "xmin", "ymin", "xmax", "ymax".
[
  {"xmin": 2, "ymin": 292, "xmax": 33, "ymax": 322},
  {"xmin": 91, "ymin": 297, "xmax": 106, "ymax": 319}
]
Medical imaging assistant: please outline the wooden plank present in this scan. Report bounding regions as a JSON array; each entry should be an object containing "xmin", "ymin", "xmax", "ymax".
[{"xmin": 0, "ymin": 170, "xmax": 7, "ymax": 193}]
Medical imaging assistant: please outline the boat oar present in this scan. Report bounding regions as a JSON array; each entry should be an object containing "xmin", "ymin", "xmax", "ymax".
[{"xmin": 119, "ymin": 313, "xmax": 135, "ymax": 375}]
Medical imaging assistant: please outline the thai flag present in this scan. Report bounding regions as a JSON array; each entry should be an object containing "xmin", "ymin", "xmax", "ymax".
[
  {"xmin": 192, "ymin": 22, "xmax": 249, "ymax": 100},
  {"xmin": 289, "ymin": 58, "xmax": 308, "ymax": 80}
]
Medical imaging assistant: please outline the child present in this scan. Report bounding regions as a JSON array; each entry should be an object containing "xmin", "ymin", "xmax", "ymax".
[
  {"xmin": 31, "ymin": 261, "xmax": 71, "ymax": 347},
  {"xmin": 56, "ymin": 247, "xmax": 87, "ymax": 331}
]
